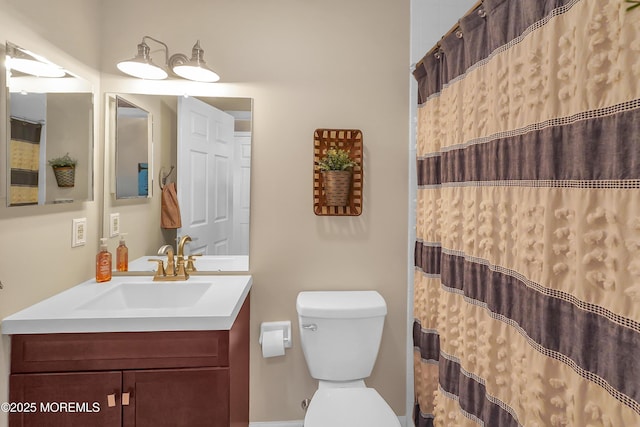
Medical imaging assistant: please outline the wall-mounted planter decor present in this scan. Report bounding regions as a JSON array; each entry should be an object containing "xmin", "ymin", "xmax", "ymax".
[
  {"xmin": 313, "ymin": 129, "xmax": 363, "ymax": 216},
  {"xmin": 52, "ymin": 166, "xmax": 76, "ymax": 187},
  {"xmin": 48, "ymin": 153, "xmax": 77, "ymax": 188}
]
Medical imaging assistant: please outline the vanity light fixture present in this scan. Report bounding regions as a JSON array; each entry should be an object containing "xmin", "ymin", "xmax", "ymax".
[
  {"xmin": 117, "ymin": 36, "xmax": 220, "ymax": 83},
  {"xmin": 116, "ymin": 38, "xmax": 168, "ymax": 80},
  {"xmin": 6, "ymin": 45, "xmax": 66, "ymax": 78},
  {"xmin": 171, "ymin": 40, "xmax": 220, "ymax": 83}
]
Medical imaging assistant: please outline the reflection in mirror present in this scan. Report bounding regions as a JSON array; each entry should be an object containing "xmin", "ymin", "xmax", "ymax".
[
  {"xmin": 5, "ymin": 41, "xmax": 94, "ymax": 207},
  {"xmin": 105, "ymin": 94, "xmax": 251, "ymax": 270},
  {"xmin": 113, "ymin": 96, "xmax": 151, "ymax": 199}
]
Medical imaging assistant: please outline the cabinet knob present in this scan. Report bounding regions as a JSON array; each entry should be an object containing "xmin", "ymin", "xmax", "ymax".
[
  {"xmin": 107, "ymin": 394, "xmax": 116, "ymax": 408},
  {"xmin": 122, "ymin": 392, "xmax": 131, "ymax": 406}
]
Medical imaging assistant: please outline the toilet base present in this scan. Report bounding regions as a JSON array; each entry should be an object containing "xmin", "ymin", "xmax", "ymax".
[{"xmin": 303, "ymin": 386, "xmax": 400, "ymax": 427}]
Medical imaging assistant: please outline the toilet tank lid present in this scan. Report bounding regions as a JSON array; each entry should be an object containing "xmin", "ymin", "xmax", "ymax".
[{"xmin": 296, "ymin": 291, "xmax": 387, "ymax": 318}]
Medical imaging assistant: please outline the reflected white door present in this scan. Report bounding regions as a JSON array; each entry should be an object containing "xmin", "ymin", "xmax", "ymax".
[
  {"xmin": 177, "ymin": 97, "xmax": 235, "ymax": 255},
  {"xmin": 232, "ymin": 132, "xmax": 251, "ymax": 255}
]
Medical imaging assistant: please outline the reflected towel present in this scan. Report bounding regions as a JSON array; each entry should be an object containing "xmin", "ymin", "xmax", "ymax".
[{"xmin": 161, "ymin": 182, "xmax": 182, "ymax": 229}]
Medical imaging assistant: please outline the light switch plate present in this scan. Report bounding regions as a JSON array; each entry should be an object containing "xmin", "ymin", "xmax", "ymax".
[
  {"xmin": 72, "ymin": 218, "xmax": 87, "ymax": 247},
  {"xmin": 109, "ymin": 213, "xmax": 120, "ymax": 237}
]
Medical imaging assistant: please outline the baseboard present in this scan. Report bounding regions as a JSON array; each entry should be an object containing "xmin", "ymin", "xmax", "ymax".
[
  {"xmin": 250, "ymin": 416, "xmax": 406, "ymax": 427},
  {"xmin": 249, "ymin": 422, "xmax": 303, "ymax": 427}
]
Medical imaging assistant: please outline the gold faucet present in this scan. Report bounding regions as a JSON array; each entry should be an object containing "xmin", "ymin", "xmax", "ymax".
[
  {"xmin": 176, "ymin": 235, "xmax": 203, "ymax": 272},
  {"xmin": 149, "ymin": 243, "xmax": 189, "ymax": 281},
  {"xmin": 177, "ymin": 235, "xmax": 201, "ymax": 272},
  {"xmin": 177, "ymin": 235, "xmax": 192, "ymax": 259}
]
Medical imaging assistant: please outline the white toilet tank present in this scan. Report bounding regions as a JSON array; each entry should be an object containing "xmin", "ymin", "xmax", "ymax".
[{"xmin": 296, "ymin": 291, "xmax": 387, "ymax": 381}]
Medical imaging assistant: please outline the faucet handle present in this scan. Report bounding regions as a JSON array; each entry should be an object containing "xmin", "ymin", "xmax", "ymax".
[
  {"xmin": 157, "ymin": 244, "xmax": 174, "ymax": 256},
  {"xmin": 148, "ymin": 258, "xmax": 166, "ymax": 280},
  {"xmin": 185, "ymin": 253, "xmax": 203, "ymax": 272}
]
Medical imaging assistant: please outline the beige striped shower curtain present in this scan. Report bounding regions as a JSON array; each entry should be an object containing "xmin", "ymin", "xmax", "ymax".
[
  {"xmin": 412, "ymin": 0, "xmax": 640, "ymax": 425},
  {"xmin": 9, "ymin": 118, "xmax": 42, "ymax": 206}
]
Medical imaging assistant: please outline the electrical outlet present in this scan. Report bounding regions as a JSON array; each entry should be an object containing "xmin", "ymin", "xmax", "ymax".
[
  {"xmin": 110, "ymin": 213, "xmax": 120, "ymax": 237},
  {"xmin": 72, "ymin": 218, "xmax": 87, "ymax": 247}
]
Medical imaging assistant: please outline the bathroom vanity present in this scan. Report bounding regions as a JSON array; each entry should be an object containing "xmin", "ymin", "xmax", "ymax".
[{"xmin": 2, "ymin": 275, "xmax": 252, "ymax": 427}]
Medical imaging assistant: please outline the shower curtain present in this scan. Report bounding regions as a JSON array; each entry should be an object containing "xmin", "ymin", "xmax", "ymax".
[
  {"xmin": 9, "ymin": 118, "xmax": 42, "ymax": 206},
  {"xmin": 412, "ymin": 0, "xmax": 640, "ymax": 426}
]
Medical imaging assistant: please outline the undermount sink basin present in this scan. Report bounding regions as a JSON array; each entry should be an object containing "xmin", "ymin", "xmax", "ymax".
[{"xmin": 77, "ymin": 282, "xmax": 213, "ymax": 310}]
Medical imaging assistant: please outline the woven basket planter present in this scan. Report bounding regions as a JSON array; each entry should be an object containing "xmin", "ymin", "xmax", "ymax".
[
  {"xmin": 322, "ymin": 170, "xmax": 352, "ymax": 206},
  {"xmin": 52, "ymin": 166, "xmax": 76, "ymax": 187}
]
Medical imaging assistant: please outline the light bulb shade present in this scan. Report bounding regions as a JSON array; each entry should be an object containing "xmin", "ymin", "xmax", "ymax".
[
  {"xmin": 172, "ymin": 63, "xmax": 220, "ymax": 82},
  {"xmin": 117, "ymin": 41, "xmax": 168, "ymax": 80},
  {"xmin": 117, "ymin": 59, "xmax": 168, "ymax": 80},
  {"xmin": 7, "ymin": 57, "xmax": 66, "ymax": 78},
  {"xmin": 171, "ymin": 41, "xmax": 220, "ymax": 83}
]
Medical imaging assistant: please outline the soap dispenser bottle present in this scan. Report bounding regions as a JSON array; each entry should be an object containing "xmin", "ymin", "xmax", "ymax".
[
  {"xmin": 96, "ymin": 238, "xmax": 112, "ymax": 283},
  {"xmin": 116, "ymin": 233, "xmax": 128, "ymax": 272}
]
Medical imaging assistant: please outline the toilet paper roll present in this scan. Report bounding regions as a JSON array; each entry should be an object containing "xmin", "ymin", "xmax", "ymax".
[{"xmin": 261, "ymin": 329, "xmax": 286, "ymax": 358}]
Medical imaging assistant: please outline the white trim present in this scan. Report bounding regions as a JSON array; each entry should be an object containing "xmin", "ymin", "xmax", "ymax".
[
  {"xmin": 250, "ymin": 417, "xmax": 407, "ymax": 427},
  {"xmin": 249, "ymin": 422, "xmax": 303, "ymax": 427},
  {"xmin": 406, "ymin": 45, "xmax": 418, "ymax": 427}
]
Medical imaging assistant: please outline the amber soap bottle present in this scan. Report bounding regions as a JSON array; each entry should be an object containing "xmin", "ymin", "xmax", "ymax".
[
  {"xmin": 116, "ymin": 233, "xmax": 128, "ymax": 272},
  {"xmin": 96, "ymin": 238, "xmax": 112, "ymax": 282}
]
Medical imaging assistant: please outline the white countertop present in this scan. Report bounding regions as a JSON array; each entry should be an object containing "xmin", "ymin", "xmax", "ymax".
[{"xmin": 1, "ymin": 275, "xmax": 252, "ymax": 335}]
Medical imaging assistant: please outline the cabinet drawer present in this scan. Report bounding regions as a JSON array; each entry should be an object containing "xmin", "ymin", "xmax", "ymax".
[{"xmin": 11, "ymin": 330, "xmax": 229, "ymax": 373}]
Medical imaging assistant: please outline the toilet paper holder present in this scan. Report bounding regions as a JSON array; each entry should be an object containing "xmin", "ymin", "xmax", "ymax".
[{"xmin": 259, "ymin": 321, "xmax": 293, "ymax": 348}]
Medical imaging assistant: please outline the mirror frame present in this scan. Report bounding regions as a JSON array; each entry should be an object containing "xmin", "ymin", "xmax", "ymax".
[{"xmin": 108, "ymin": 94, "xmax": 153, "ymax": 200}]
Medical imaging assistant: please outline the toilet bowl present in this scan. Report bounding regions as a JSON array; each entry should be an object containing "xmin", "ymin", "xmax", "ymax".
[
  {"xmin": 296, "ymin": 291, "xmax": 400, "ymax": 427},
  {"xmin": 304, "ymin": 382, "xmax": 400, "ymax": 427}
]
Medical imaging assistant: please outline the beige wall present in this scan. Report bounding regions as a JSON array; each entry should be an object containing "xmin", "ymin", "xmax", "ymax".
[
  {"xmin": 0, "ymin": 0, "xmax": 410, "ymax": 424},
  {"xmin": 0, "ymin": 2, "xmax": 102, "ymax": 427},
  {"xmin": 46, "ymin": 93, "xmax": 93, "ymax": 204},
  {"xmin": 100, "ymin": 0, "xmax": 411, "ymax": 420}
]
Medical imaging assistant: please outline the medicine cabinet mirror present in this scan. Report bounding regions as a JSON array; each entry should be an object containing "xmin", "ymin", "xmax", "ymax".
[
  {"xmin": 108, "ymin": 95, "xmax": 152, "ymax": 199},
  {"xmin": 4, "ymin": 41, "xmax": 94, "ymax": 207}
]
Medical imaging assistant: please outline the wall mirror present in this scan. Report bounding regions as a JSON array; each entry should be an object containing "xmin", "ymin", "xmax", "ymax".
[
  {"xmin": 107, "ymin": 95, "xmax": 152, "ymax": 199},
  {"xmin": 105, "ymin": 93, "xmax": 252, "ymax": 271},
  {"xmin": 4, "ymin": 41, "xmax": 94, "ymax": 207}
]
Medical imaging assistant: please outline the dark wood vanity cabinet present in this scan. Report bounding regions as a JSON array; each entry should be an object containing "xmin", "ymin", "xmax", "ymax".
[{"xmin": 8, "ymin": 298, "xmax": 249, "ymax": 427}]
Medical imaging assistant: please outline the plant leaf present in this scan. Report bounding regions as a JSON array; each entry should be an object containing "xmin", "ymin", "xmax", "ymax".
[{"xmin": 627, "ymin": 0, "xmax": 640, "ymax": 10}]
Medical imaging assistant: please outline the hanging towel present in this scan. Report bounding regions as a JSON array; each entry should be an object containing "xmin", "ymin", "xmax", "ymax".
[{"xmin": 161, "ymin": 182, "xmax": 182, "ymax": 229}]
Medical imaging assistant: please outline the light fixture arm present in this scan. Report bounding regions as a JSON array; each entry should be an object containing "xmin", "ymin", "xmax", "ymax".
[{"xmin": 141, "ymin": 35, "xmax": 170, "ymax": 67}]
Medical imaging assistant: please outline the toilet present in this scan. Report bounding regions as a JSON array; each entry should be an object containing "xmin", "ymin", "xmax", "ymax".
[{"xmin": 296, "ymin": 291, "xmax": 401, "ymax": 427}]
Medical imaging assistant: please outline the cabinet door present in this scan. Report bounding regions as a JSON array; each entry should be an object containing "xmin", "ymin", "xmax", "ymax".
[
  {"xmin": 9, "ymin": 371, "xmax": 122, "ymax": 427},
  {"xmin": 122, "ymin": 367, "xmax": 229, "ymax": 427}
]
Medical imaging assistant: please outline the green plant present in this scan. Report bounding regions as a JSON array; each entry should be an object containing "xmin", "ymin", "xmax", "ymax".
[
  {"xmin": 317, "ymin": 148, "xmax": 358, "ymax": 171},
  {"xmin": 48, "ymin": 153, "xmax": 77, "ymax": 168},
  {"xmin": 627, "ymin": 0, "xmax": 640, "ymax": 11}
]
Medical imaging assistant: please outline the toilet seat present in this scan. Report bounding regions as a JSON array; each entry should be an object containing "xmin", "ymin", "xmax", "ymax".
[{"xmin": 304, "ymin": 387, "xmax": 400, "ymax": 427}]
